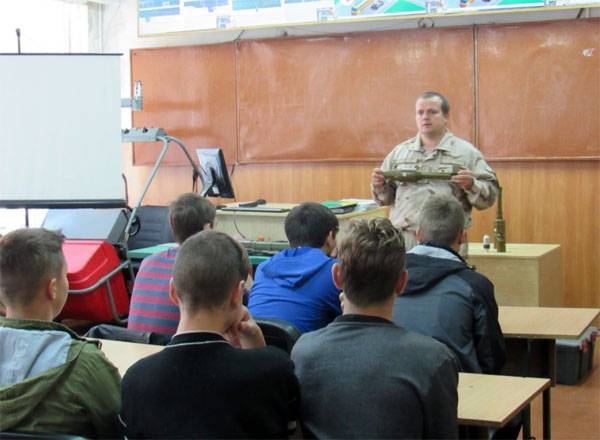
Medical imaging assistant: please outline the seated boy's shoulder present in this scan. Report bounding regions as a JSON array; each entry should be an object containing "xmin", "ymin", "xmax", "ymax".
[{"xmin": 75, "ymin": 339, "xmax": 120, "ymax": 375}]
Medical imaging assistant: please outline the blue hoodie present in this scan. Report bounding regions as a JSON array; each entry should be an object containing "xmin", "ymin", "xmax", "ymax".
[{"xmin": 249, "ymin": 247, "xmax": 342, "ymax": 333}]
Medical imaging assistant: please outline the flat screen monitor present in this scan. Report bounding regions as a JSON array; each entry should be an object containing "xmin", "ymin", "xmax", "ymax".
[{"xmin": 196, "ymin": 148, "xmax": 235, "ymax": 199}]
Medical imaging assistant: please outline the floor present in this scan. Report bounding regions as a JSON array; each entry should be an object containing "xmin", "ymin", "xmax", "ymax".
[{"xmin": 529, "ymin": 343, "xmax": 600, "ymax": 440}]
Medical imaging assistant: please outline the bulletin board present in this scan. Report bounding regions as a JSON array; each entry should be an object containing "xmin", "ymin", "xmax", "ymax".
[
  {"xmin": 131, "ymin": 43, "xmax": 237, "ymax": 165},
  {"xmin": 476, "ymin": 19, "xmax": 599, "ymax": 160}
]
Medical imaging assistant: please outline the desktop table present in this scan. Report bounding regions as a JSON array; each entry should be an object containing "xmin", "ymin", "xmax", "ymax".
[
  {"xmin": 215, "ymin": 203, "xmax": 387, "ymax": 242},
  {"xmin": 498, "ymin": 306, "xmax": 600, "ymax": 439},
  {"xmin": 98, "ymin": 339, "xmax": 551, "ymax": 438},
  {"xmin": 467, "ymin": 243, "xmax": 562, "ymax": 307}
]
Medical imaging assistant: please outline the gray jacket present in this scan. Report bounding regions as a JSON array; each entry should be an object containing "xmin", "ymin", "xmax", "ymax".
[{"xmin": 291, "ymin": 314, "xmax": 459, "ymax": 439}]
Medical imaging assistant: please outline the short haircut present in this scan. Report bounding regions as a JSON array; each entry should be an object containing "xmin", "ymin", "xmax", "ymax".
[
  {"xmin": 169, "ymin": 193, "xmax": 216, "ymax": 243},
  {"xmin": 336, "ymin": 218, "xmax": 406, "ymax": 307},
  {"xmin": 284, "ymin": 202, "xmax": 339, "ymax": 248},
  {"xmin": 0, "ymin": 228, "xmax": 65, "ymax": 306},
  {"xmin": 418, "ymin": 195, "xmax": 466, "ymax": 246},
  {"xmin": 418, "ymin": 91, "xmax": 450, "ymax": 116},
  {"xmin": 173, "ymin": 230, "xmax": 249, "ymax": 311}
]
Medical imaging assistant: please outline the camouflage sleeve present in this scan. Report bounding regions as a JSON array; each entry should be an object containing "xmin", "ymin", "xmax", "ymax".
[
  {"xmin": 372, "ymin": 149, "xmax": 398, "ymax": 206},
  {"xmin": 465, "ymin": 153, "xmax": 498, "ymax": 210}
]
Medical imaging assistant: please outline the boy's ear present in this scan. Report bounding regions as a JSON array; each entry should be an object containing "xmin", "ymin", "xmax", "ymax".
[
  {"xmin": 46, "ymin": 277, "xmax": 57, "ymax": 301},
  {"xmin": 415, "ymin": 228, "xmax": 423, "ymax": 243},
  {"xmin": 332, "ymin": 263, "xmax": 343, "ymax": 290},
  {"xmin": 168, "ymin": 278, "xmax": 180, "ymax": 306},
  {"xmin": 229, "ymin": 280, "xmax": 244, "ymax": 308},
  {"xmin": 394, "ymin": 270, "xmax": 408, "ymax": 297}
]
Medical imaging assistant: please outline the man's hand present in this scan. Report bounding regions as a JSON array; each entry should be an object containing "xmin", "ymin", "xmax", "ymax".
[
  {"xmin": 224, "ymin": 306, "xmax": 266, "ymax": 349},
  {"xmin": 451, "ymin": 168, "xmax": 475, "ymax": 191},
  {"xmin": 371, "ymin": 168, "xmax": 386, "ymax": 191}
]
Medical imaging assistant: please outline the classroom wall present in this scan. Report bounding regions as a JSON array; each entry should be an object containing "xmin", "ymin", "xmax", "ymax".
[{"xmin": 107, "ymin": 5, "xmax": 599, "ymax": 309}]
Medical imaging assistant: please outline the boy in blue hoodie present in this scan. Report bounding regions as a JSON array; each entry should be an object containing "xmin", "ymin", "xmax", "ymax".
[{"xmin": 248, "ymin": 202, "xmax": 341, "ymax": 333}]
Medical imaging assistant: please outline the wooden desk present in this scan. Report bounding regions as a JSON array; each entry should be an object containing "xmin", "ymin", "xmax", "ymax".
[
  {"xmin": 500, "ymin": 306, "xmax": 600, "ymax": 340},
  {"xmin": 98, "ymin": 339, "xmax": 162, "ymax": 376},
  {"xmin": 467, "ymin": 243, "xmax": 562, "ymax": 307},
  {"xmin": 215, "ymin": 203, "xmax": 387, "ymax": 241},
  {"xmin": 458, "ymin": 373, "xmax": 550, "ymax": 437},
  {"xmin": 498, "ymin": 306, "xmax": 599, "ymax": 440}
]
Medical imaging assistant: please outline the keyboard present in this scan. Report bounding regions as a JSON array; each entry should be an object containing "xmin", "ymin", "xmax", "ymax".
[{"xmin": 219, "ymin": 206, "xmax": 290, "ymax": 213}]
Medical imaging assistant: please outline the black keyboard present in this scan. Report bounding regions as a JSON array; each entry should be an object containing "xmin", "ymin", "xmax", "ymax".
[{"xmin": 219, "ymin": 206, "xmax": 290, "ymax": 213}]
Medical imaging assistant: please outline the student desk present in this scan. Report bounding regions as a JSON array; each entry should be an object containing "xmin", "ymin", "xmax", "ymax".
[
  {"xmin": 98, "ymin": 339, "xmax": 551, "ymax": 438},
  {"xmin": 467, "ymin": 243, "xmax": 562, "ymax": 307},
  {"xmin": 498, "ymin": 306, "xmax": 600, "ymax": 439},
  {"xmin": 215, "ymin": 203, "xmax": 387, "ymax": 241},
  {"xmin": 458, "ymin": 373, "xmax": 550, "ymax": 439},
  {"xmin": 98, "ymin": 339, "xmax": 162, "ymax": 376}
]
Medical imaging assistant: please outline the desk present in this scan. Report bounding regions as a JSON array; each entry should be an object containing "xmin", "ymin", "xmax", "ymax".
[
  {"xmin": 98, "ymin": 339, "xmax": 551, "ymax": 438},
  {"xmin": 98, "ymin": 339, "xmax": 162, "ymax": 376},
  {"xmin": 458, "ymin": 373, "xmax": 550, "ymax": 438},
  {"xmin": 467, "ymin": 243, "xmax": 562, "ymax": 307},
  {"xmin": 498, "ymin": 306, "xmax": 600, "ymax": 439},
  {"xmin": 128, "ymin": 243, "xmax": 270, "ymax": 267},
  {"xmin": 215, "ymin": 203, "xmax": 387, "ymax": 241}
]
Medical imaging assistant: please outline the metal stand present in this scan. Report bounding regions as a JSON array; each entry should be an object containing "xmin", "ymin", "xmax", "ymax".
[{"xmin": 122, "ymin": 132, "xmax": 203, "ymax": 243}]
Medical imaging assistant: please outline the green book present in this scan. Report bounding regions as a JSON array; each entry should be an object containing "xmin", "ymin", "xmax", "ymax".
[{"xmin": 321, "ymin": 200, "xmax": 358, "ymax": 214}]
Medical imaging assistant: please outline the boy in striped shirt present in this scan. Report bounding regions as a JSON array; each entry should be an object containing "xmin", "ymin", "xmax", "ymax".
[{"xmin": 127, "ymin": 193, "xmax": 216, "ymax": 334}]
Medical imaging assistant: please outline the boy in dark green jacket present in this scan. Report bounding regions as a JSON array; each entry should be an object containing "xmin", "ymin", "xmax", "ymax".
[{"xmin": 0, "ymin": 228, "xmax": 121, "ymax": 438}]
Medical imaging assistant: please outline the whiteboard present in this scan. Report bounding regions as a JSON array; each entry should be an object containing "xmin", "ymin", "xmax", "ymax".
[{"xmin": 0, "ymin": 54, "xmax": 125, "ymax": 208}]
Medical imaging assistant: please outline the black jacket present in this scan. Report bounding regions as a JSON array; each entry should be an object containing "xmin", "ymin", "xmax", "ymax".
[{"xmin": 393, "ymin": 243, "xmax": 506, "ymax": 374}]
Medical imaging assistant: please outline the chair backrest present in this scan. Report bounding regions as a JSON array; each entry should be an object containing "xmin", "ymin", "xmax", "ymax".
[
  {"xmin": 255, "ymin": 317, "xmax": 301, "ymax": 354},
  {"xmin": 127, "ymin": 206, "xmax": 174, "ymax": 250},
  {"xmin": 84, "ymin": 324, "xmax": 171, "ymax": 346}
]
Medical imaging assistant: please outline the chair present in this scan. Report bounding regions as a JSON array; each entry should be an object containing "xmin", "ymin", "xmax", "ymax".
[
  {"xmin": 255, "ymin": 317, "xmax": 301, "ymax": 354},
  {"xmin": 84, "ymin": 324, "xmax": 171, "ymax": 346},
  {"xmin": 127, "ymin": 206, "xmax": 174, "ymax": 250}
]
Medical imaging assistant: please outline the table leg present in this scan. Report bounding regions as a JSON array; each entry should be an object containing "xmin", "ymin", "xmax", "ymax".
[
  {"xmin": 521, "ymin": 339, "xmax": 532, "ymax": 439},
  {"xmin": 543, "ymin": 387, "xmax": 551, "ymax": 440}
]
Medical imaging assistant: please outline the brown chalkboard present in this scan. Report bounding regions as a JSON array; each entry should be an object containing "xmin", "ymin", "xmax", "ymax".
[
  {"xmin": 129, "ymin": 19, "xmax": 599, "ymax": 166},
  {"xmin": 131, "ymin": 44, "xmax": 237, "ymax": 165},
  {"xmin": 236, "ymin": 28, "xmax": 474, "ymax": 162},
  {"xmin": 477, "ymin": 19, "xmax": 599, "ymax": 160}
]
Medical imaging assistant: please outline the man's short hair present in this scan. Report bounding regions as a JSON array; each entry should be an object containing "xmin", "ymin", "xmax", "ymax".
[
  {"xmin": 284, "ymin": 202, "xmax": 339, "ymax": 248},
  {"xmin": 169, "ymin": 193, "xmax": 216, "ymax": 243},
  {"xmin": 0, "ymin": 228, "xmax": 65, "ymax": 306},
  {"xmin": 173, "ymin": 230, "xmax": 249, "ymax": 311},
  {"xmin": 418, "ymin": 91, "xmax": 450, "ymax": 116},
  {"xmin": 336, "ymin": 218, "xmax": 406, "ymax": 307},
  {"xmin": 418, "ymin": 195, "xmax": 465, "ymax": 246}
]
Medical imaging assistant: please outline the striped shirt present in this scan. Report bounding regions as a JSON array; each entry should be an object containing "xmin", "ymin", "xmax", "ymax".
[{"xmin": 127, "ymin": 247, "xmax": 179, "ymax": 335}]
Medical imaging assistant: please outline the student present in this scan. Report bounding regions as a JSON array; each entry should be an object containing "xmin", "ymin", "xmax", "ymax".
[
  {"xmin": 249, "ymin": 202, "xmax": 341, "ymax": 333},
  {"xmin": 120, "ymin": 230, "xmax": 300, "ymax": 438},
  {"xmin": 0, "ymin": 228, "xmax": 121, "ymax": 438},
  {"xmin": 128, "ymin": 192, "xmax": 216, "ymax": 334},
  {"xmin": 291, "ymin": 218, "xmax": 458, "ymax": 439},
  {"xmin": 392, "ymin": 194, "xmax": 506, "ymax": 374}
]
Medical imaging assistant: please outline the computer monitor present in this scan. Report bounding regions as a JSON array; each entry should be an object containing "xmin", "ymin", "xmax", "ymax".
[{"xmin": 196, "ymin": 148, "xmax": 236, "ymax": 199}]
